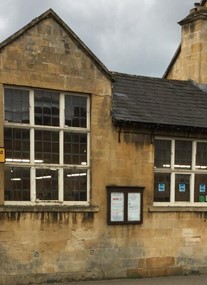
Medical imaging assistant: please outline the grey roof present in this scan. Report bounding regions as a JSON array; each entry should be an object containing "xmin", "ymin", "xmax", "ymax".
[{"xmin": 112, "ymin": 72, "xmax": 207, "ymax": 130}]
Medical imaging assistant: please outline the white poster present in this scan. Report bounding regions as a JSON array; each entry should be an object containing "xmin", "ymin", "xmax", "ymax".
[
  {"xmin": 128, "ymin": 193, "xmax": 140, "ymax": 221},
  {"xmin": 111, "ymin": 192, "xmax": 124, "ymax": 222}
]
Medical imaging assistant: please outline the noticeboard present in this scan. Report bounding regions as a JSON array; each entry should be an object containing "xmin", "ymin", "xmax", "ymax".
[{"xmin": 107, "ymin": 186, "xmax": 144, "ymax": 225}]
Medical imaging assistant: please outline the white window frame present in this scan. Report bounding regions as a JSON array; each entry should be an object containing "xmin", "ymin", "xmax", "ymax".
[
  {"xmin": 4, "ymin": 87, "xmax": 90, "ymax": 206},
  {"xmin": 154, "ymin": 137, "xmax": 207, "ymax": 207}
]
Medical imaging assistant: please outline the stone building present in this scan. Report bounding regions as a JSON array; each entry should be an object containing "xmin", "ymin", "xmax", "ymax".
[{"xmin": 0, "ymin": 1, "xmax": 207, "ymax": 284}]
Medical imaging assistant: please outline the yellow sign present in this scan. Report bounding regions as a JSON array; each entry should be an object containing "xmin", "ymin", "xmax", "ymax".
[{"xmin": 0, "ymin": 148, "xmax": 5, "ymax": 163}]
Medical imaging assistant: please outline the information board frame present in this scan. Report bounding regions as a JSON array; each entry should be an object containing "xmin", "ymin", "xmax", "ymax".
[{"xmin": 107, "ymin": 186, "xmax": 144, "ymax": 225}]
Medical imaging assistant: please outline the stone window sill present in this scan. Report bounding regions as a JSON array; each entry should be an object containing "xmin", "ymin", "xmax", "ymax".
[
  {"xmin": 0, "ymin": 205, "xmax": 99, "ymax": 213},
  {"xmin": 149, "ymin": 206, "xmax": 207, "ymax": 213}
]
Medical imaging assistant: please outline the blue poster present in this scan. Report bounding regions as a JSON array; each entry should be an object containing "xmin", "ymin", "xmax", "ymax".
[
  {"xmin": 179, "ymin": 184, "xmax": 186, "ymax": 192},
  {"xmin": 158, "ymin": 183, "xmax": 165, "ymax": 192},
  {"xmin": 199, "ymin": 184, "xmax": 206, "ymax": 193}
]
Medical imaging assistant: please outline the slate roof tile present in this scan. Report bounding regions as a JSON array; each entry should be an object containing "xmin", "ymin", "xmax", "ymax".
[{"xmin": 112, "ymin": 72, "xmax": 207, "ymax": 130}]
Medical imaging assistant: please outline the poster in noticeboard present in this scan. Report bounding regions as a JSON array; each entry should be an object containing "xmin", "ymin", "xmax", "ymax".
[
  {"xmin": 128, "ymin": 193, "xmax": 141, "ymax": 221},
  {"xmin": 111, "ymin": 192, "xmax": 124, "ymax": 222}
]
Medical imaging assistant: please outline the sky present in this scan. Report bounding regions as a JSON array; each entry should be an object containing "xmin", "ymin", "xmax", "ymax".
[{"xmin": 0, "ymin": 0, "xmax": 196, "ymax": 78}]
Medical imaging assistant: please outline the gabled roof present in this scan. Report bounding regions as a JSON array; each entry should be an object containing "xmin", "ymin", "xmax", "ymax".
[
  {"xmin": 163, "ymin": 0, "xmax": 207, "ymax": 79},
  {"xmin": 0, "ymin": 9, "xmax": 112, "ymax": 81},
  {"xmin": 112, "ymin": 72, "xmax": 207, "ymax": 131}
]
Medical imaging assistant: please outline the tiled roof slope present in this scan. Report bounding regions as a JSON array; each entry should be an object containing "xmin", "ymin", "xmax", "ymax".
[{"xmin": 112, "ymin": 72, "xmax": 207, "ymax": 130}]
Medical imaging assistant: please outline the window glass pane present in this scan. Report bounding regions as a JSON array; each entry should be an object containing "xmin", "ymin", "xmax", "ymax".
[
  {"xmin": 175, "ymin": 174, "xmax": 190, "ymax": 201},
  {"xmin": 64, "ymin": 133, "xmax": 87, "ymax": 165},
  {"xmin": 194, "ymin": 174, "xmax": 207, "ymax": 202},
  {"xmin": 35, "ymin": 130, "xmax": 59, "ymax": 164},
  {"xmin": 154, "ymin": 140, "xmax": 171, "ymax": 168},
  {"xmin": 65, "ymin": 95, "xmax": 87, "ymax": 128},
  {"xmin": 34, "ymin": 90, "xmax": 59, "ymax": 126},
  {"xmin": 4, "ymin": 88, "xmax": 29, "ymax": 123},
  {"xmin": 64, "ymin": 169, "xmax": 87, "ymax": 201},
  {"xmin": 36, "ymin": 169, "xmax": 58, "ymax": 200},
  {"xmin": 5, "ymin": 167, "xmax": 30, "ymax": 201},
  {"xmin": 175, "ymin": 140, "xmax": 192, "ymax": 169},
  {"xmin": 196, "ymin": 142, "xmax": 207, "ymax": 170},
  {"xmin": 5, "ymin": 128, "xmax": 30, "ymax": 163},
  {"xmin": 154, "ymin": 173, "xmax": 170, "ymax": 202}
]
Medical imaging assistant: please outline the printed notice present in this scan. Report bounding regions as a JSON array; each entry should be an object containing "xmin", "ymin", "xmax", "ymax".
[
  {"xmin": 199, "ymin": 184, "xmax": 206, "ymax": 193},
  {"xmin": 179, "ymin": 184, "xmax": 186, "ymax": 192},
  {"xmin": 111, "ymin": 192, "xmax": 124, "ymax": 222},
  {"xmin": 128, "ymin": 193, "xmax": 140, "ymax": 221},
  {"xmin": 158, "ymin": 183, "xmax": 165, "ymax": 192}
]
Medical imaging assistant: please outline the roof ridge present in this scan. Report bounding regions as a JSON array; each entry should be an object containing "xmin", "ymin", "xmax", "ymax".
[{"xmin": 112, "ymin": 71, "xmax": 194, "ymax": 85}]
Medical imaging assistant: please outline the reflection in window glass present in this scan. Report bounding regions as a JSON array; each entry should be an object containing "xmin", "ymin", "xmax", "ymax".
[
  {"xmin": 196, "ymin": 142, "xmax": 207, "ymax": 170},
  {"xmin": 4, "ymin": 88, "xmax": 29, "ymax": 123},
  {"xmin": 35, "ymin": 90, "xmax": 59, "ymax": 126},
  {"xmin": 154, "ymin": 140, "xmax": 171, "ymax": 168},
  {"xmin": 64, "ymin": 133, "xmax": 87, "ymax": 165},
  {"xmin": 175, "ymin": 140, "xmax": 192, "ymax": 169},
  {"xmin": 175, "ymin": 174, "xmax": 190, "ymax": 202},
  {"xmin": 36, "ymin": 169, "xmax": 58, "ymax": 200},
  {"xmin": 35, "ymin": 130, "xmax": 59, "ymax": 164},
  {"xmin": 4, "ymin": 128, "xmax": 30, "ymax": 163},
  {"xmin": 5, "ymin": 166, "xmax": 30, "ymax": 201},
  {"xmin": 64, "ymin": 169, "xmax": 87, "ymax": 201},
  {"xmin": 65, "ymin": 95, "xmax": 87, "ymax": 128},
  {"xmin": 154, "ymin": 173, "xmax": 170, "ymax": 202}
]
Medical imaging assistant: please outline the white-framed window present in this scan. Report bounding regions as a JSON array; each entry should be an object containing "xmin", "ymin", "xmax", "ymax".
[
  {"xmin": 154, "ymin": 137, "xmax": 207, "ymax": 206},
  {"xmin": 4, "ymin": 87, "xmax": 90, "ymax": 205}
]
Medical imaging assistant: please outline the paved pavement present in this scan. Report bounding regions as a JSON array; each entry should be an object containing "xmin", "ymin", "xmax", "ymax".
[{"xmin": 40, "ymin": 274, "xmax": 207, "ymax": 285}]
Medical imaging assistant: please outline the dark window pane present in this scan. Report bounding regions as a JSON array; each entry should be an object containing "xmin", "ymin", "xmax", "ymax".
[
  {"xmin": 35, "ymin": 130, "xmax": 59, "ymax": 164},
  {"xmin": 34, "ymin": 90, "xmax": 59, "ymax": 126},
  {"xmin": 196, "ymin": 142, "xmax": 207, "ymax": 170},
  {"xmin": 65, "ymin": 95, "xmax": 87, "ymax": 128},
  {"xmin": 194, "ymin": 174, "xmax": 207, "ymax": 202},
  {"xmin": 154, "ymin": 173, "xmax": 170, "ymax": 202},
  {"xmin": 4, "ymin": 128, "xmax": 30, "ymax": 162},
  {"xmin": 64, "ymin": 169, "xmax": 87, "ymax": 201},
  {"xmin": 175, "ymin": 174, "xmax": 190, "ymax": 202},
  {"xmin": 5, "ymin": 167, "xmax": 30, "ymax": 201},
  {"xmin": 64, "ymin": 133, "xmax": 87, "ymax": 165},
  {"xmin": 4, "ymin": 88, "xmax": 29, "ymax": 123},
  {"xmin": 154, "ymin": 140, "xmax": 171, "ymax": 168},
  {"xmin": 36, "ymin": 169, "xmax": 58, "ymax": 200},
  {"xmin": 175, "ymin": 140, "xmax": 192, "ymax": 169}
]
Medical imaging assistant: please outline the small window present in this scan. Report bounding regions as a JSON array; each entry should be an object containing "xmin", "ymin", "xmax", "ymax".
[
  {"xmin": 65, "ymin": 95, "xmax": 87, "ymax": 128},
  {"xmin": 175, "ymin": 140, "xmax": 192, "ymax": 169},
  {"xmin": 175, "ymin": 174, "xmax": 190, "ymax": 202},
  {"xmin": 154, "ymin": 139, "xmax": 171, "ymax": 168},
  {"xmin": 154, "ymin": 173, "xmax": 170, "ymax": 202},
  {"xmin": 5, "ymin": 88, "xmax": 29, "ymax": 123},
  {"xmin": 196, "ymin": 142, "xmax": 207, "ymax": 170},
  {"xmin": 154, "ymin": 138, "xmax": 207, "ymax": 205},
  {"xmin": 194, "ymin": 174, "xmax": 207, "ymax": 202}
]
